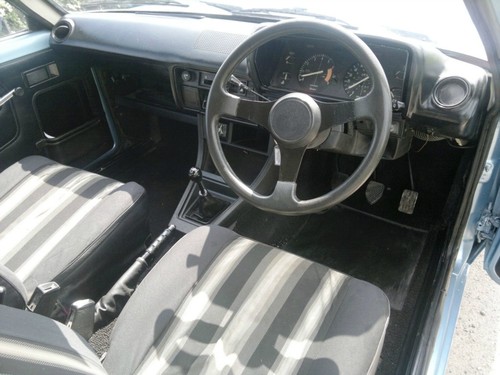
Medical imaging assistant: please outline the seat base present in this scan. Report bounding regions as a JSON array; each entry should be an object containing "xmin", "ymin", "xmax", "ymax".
[{"xmin": 105, "ymin": 226, "xmax": 390, "ymax": 375}]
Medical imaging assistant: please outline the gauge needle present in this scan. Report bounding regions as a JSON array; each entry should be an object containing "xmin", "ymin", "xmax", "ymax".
[
  {"xmin": 299, "ymin": 70, "xmax": 324, "ymax": 79},
  {"xmin": 324, "ymin": 67, "xmax": 334, "ymax": 83},
  {"xmin": 347, "ymin": 76, "xmax": 370, "ymax": 90}
]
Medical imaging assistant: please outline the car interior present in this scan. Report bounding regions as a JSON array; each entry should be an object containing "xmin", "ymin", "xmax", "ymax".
[{"xmin": 0, "ymin": 2, "xmax": 495, "ymax": 374}]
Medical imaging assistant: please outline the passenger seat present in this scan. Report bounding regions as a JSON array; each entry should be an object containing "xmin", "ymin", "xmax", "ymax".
[{"xmin": 0, "ymin": 156, "xmax": 149, "ymax": 315}]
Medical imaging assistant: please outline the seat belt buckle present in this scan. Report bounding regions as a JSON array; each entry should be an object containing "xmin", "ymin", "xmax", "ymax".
[
  {"xmin": 66, "ymin": 299, "xmax": 95, "ymax": 340},
  {"xmin": 27, "ymin": 281, "xmax": 60, "ymax": 316}
]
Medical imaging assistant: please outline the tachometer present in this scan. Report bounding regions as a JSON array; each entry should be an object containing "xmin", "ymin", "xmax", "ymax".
[
  {"xmin": 298, "ymin": 54, "xmax": 335, "ymax": 92},
  {"xmin": 343, "ymin": 62, "xmax": 372, "ymax": 98}
]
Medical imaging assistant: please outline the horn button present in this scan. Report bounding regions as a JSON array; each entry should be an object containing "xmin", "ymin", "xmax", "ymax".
[{"xmin": 269, "ymin": 93, "xmax": 321, "ymax": 148}]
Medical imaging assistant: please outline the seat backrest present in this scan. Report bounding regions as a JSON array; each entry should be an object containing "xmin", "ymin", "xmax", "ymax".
[{"xmin": 0, "ymin": 155, "xmax": 149, "ymax": 310}]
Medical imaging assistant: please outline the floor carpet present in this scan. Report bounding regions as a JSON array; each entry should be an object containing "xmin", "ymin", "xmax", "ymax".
[{"xmin": 233, "ymin": 205, "xmax": 428, "ymax": 310}]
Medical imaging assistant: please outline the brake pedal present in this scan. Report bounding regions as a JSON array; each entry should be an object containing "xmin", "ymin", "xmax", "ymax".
[
  {"xmin": 398, "ymin": 189, "xmax": 419, "ymax": 215},
  {"xmin": 365, "ymin": 181, "xmax": 385, "ymax": 205},
  {"xmin": 331, "ymin": 172, "xmax": 348, "ymax": 189}
]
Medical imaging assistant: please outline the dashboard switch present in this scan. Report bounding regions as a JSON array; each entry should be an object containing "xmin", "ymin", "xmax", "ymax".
[{"xmin": 181, "ymin": 71, "xmax": 192, "ymax": 82}]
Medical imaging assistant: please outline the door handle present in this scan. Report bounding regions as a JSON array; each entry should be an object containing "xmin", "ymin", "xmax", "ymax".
[{"xmin": 0, "ymin": 87, "xmax": 24, "ymax": 107}]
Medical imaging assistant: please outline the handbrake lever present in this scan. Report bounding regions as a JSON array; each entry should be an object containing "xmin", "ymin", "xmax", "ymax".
[{"xmin": 93, "ymin": 224, "xmax": 176, "ymax": 329}]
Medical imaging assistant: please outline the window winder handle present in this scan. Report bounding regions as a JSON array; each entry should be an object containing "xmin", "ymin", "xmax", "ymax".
[{"xmin": 0, "ymin": 87, "xmax": 24, "ymax": 107}]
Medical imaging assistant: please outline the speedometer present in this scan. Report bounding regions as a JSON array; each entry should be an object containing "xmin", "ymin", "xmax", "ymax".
[
  {"xmin": 298, "ymin": 54, "xmax": 335, "ymax": 92},
  {"xmin": 343, "ymin": 62, "xmax": 372, "ymax": 98}
]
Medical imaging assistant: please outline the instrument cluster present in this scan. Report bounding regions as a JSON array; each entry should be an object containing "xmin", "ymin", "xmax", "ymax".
[{"xmin": 255, "ymin": 37, "xmax": 410, "ymax": 102}]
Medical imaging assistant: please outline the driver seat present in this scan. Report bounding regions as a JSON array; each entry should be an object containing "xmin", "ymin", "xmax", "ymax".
[{"xmin": 0, "ymin": 226, "xmax": 390, "ymax": 375}]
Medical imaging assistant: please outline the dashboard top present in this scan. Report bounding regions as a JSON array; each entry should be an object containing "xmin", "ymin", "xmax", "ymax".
[{"xmin": 50, "ymin": 11, "xmax": 490, "ymax": 141}]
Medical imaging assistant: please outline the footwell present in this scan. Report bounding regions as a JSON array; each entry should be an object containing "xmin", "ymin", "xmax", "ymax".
[{"xmin": 233, "ymin": 205, "xmax": 428, "ymax": 310}]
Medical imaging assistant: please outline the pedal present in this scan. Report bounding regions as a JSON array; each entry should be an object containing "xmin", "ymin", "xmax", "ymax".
[
  {"xmin": 365, "ymin": 181, "xmax": 385, "ymax": 205},
  {"xmin": 331, "ymin": 172, "xmax": 348, "ymax": 189},
  {"xmin": 398, "ymin": 189, "xmax": 419, "ymax": 214}
]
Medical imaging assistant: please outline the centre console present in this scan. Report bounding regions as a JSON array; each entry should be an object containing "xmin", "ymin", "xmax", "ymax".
[{"xmin": 170, "ymin": 67, "xmax": 275, "ymax": 233}]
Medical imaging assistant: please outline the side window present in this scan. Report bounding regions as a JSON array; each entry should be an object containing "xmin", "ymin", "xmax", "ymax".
[{"xmin": 0, "ymin": 0, "xmax": 28, "ymax": 38}]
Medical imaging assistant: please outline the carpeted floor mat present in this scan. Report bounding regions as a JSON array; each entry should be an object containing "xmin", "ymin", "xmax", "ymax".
[
  {"xmin": 89, "ymin": 319, "xmax": 115, "ymax": 358},
  {"xmin": 233, "ymin": 205, "xmax": 428, "ymax": 310}
]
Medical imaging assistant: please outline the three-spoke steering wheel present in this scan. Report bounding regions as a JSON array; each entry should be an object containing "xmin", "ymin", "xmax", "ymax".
[{"xmin": 205, "ymin": 20, "xmax": 392, "ymax": 215}]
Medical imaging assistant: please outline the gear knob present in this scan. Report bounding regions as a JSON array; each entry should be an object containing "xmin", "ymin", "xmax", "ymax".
[
  {"xmin": 189, "ymin": 167, "xmax": 207, "ymax": 196},
  {"xmin": 188, "ymin": 167, "xmax": 202, "ymax": 183}
]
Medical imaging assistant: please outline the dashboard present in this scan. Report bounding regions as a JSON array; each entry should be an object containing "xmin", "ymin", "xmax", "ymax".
[
  {"xmin": 49, "ymin": 12, "xmax": 491, "ymax": 154},
  {"xmin": 253, "ymin": 37, "xmax": 409, "ymax": 102}
]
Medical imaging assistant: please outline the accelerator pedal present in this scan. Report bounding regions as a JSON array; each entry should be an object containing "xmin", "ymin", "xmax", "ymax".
[
  {"xmin": 398, "ymin": 153, "xmax": 419, "ymax": 215},
  {"xmin": 365, "ymin": 181, "xmax": 385, "ymax": 205},
  {"xmin": 398, "ymin": 189, "xmax": 419, "ymax": 215}
]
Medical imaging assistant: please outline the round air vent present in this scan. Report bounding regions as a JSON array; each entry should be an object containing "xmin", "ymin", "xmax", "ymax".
[
  {"xmin": 51, "ymin": 20, "xmax": 74, "ymax": 43},
  {"xmin": 432, "ymin": 77, "xmax": 470, "ymax": 108}
]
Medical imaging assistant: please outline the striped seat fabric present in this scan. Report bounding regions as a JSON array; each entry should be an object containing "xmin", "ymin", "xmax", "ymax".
[
  {"xmin": 0, "ymin": 304, "xmax": 107, "ymax": 375},
  {"xmin": 0, "ymin": 226, "xmax": 389, "ymax": 374},
  {"xmin": 104, "ymin": 226, "xmax": 390, "ymax": 375},
  {"xmin": 0, "ymin": 156, "xmax": 149, "ymax": 308}
]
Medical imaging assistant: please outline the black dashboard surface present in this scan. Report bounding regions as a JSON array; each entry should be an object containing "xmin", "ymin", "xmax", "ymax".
[{"xmin": 50, "ymin": 12, "xmax": 490, "ymax": 141}]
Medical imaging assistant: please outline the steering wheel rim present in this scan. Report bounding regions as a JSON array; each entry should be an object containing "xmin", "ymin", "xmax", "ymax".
[{"xmin": 205, "ymin": 19, "xmax": 392, "ymax": 215}]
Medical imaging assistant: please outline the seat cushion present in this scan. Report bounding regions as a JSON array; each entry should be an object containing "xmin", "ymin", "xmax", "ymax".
[
  {"xmin": 0, "ymin": 304, "xmax": 106, "ymax": 375},
  {"xmin": 0, "ymin": 156, "xmax": 149, "ymax": 307},
  {"xmin": 104, "ymin": 226, "xmax": 390, "ymax": 375}
]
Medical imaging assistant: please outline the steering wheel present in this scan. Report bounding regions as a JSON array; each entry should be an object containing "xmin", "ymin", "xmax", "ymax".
[{"xmin": 205, "ymin": 20, "xmax": 392, "ymax": 215}]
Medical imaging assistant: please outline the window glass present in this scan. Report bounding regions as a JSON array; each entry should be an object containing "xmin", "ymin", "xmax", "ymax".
[{"xmin": 0, "ymin": 0, "xmax": 28, "ymax": 37}]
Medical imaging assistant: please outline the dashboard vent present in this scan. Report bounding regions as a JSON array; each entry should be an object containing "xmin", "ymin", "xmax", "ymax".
[
  {"xmin": 432, "ymin": 77, "xmax": 470, "ymax": 109},
  {"xmin": 51, "ymin": 20, "xmax": 74, "ymax": 43}
]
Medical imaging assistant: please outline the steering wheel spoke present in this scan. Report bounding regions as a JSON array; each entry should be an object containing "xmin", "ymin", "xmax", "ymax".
[
  {"xmin": 276, "ymin": 146, "xmax": 306, "ymax": 183},
  {"xmin": 352, "ymin": 93, "xmax": 378, "ymax": 121},
  {"xmin": 266, "ymin": 180, "xmax": 300, "ymax": 210},
  {"xmin": 218, "ymin": 90, "xmax": 274, "ymax": 130},
  {"xmin": 318, "ymin": 100, "xmax": 356, "ymax": 131}
]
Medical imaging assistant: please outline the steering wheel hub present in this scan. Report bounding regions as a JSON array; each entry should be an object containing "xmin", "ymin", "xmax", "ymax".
[{"xmin": 269, "ymin": 93, "xmax": 321, "ymax": 147}]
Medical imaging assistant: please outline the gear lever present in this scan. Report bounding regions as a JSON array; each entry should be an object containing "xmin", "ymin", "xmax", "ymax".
[
  {"xmin": 188, "ymin": 167, "xmax": 225, "ymax": 222},
  {"xmin": 189, "ymin": 167, "xmax": 208, "ymax": 197}
]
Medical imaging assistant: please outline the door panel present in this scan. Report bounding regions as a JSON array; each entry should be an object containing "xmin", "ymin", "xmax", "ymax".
[
  {"xmin": 0, "ymin": 30, "xmax": 114, "ymax": 171},
  {"xmin": 0, "ymin": 31, "xmax": 51, "ymax": 170}
]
